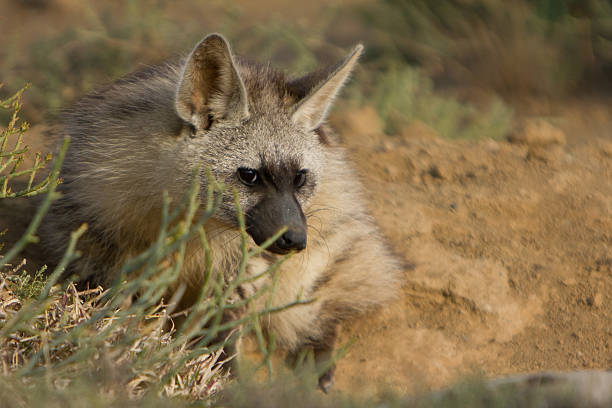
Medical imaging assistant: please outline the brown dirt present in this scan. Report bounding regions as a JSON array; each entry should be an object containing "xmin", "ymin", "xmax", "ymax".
[{"xmin": 328, "ymin": 103, "xmax": 612, "ymax": 396}]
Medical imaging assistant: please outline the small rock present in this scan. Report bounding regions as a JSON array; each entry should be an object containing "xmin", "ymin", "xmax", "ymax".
[
  {"xmin": 428, "ymin": 163, "xmax": 452, "ymax": 180},
  {"xmin": 593, "ymin": 292, "xmax": 603, "ymax": 308},
  {"xmin": 484, "ymin": 139, "xmax": 500, "ymax": 152},
  {"xmin": 561, "ymin": 278, "xmax": 577, "ymax": 286},
  {"xmin": 509, "ymin": 119, "xmax": 566, "ymax": 146},
  {"xmin": 382, "ymin": 140, "xmax": 395, "ymax": 152},
  {"xmin": 428, "ymin": 165, "xmax": 444, "ymax": 179},
  {"xmin": 586, "ymin": 293, "xmax": 603, "ymax": 307}
]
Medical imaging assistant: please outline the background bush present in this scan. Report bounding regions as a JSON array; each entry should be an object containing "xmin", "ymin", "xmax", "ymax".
[{"xmin": 4, "ymin": 0, "xmax": 611, "ymax": 140}]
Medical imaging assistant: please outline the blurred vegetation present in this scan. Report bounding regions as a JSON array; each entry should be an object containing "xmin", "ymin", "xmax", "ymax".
[
  {"xmin": 0, "ymin": 358, "xmax": 601, "ymax": 407},
  {"xmin": 2, "ymin": 0, "xmax": 612, "ymax": 138},
  {"xmin": 217, "ymin": 375, "xmax": 597, "ymax": 408},
  {"xmin": 351, "ymin": 0, "xmax": 612, "ymax": 95},
  {"xmin": 3, "ymin": 0, "xmax": 609, "ymax": 140},
  {"xmin": 0, "ymin": 85, "xmax": 53, "ymax": 199},
  {"xmin": 352, "ymin": 66, "xmax": 513, "ymax": 138}
]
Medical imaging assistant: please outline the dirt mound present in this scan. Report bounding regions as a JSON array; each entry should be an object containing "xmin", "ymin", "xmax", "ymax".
[{"xmin": 330, "ymin": 104, "xmax": 612, "ymax": 395}]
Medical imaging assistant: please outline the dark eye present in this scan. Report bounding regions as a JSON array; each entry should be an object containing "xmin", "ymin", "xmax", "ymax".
[
  {"xmin": 237, "ymin": 167, "xmax": 259, "ymax": 186},
  {"xmin": 294, "ymin": 169, "xmax": 307, "ymax": 189}
]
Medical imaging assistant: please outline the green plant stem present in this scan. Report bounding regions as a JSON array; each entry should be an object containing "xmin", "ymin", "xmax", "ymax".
[{"xmin": 1, "ymin": 137, "xmax": 69, "ymax": 268}]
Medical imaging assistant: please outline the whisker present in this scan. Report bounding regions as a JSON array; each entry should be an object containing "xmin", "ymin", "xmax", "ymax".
[
  {"xmin": 219, "ymin": 232, "xmax": 243, "ymax": 248},
  {"xmin": 307, "ymin": 204, "xmax": 368, "ymax": 225},
  {"xmin": 307, "ymin": 223, "xmax": 331, "ymax": 264},
  {"xmin": 205, "ymin": 223, "xmax": 256, "ymax": 241}
]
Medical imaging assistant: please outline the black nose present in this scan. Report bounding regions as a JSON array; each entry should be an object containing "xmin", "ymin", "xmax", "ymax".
[{"xmin": 276, "ymin": 228, "xmax": 307, "ymax": 252}]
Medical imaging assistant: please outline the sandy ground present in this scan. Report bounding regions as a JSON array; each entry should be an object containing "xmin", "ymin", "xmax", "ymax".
[{"xmin": 328, "ymin": 102, "xmax": 612, "ymax": 396}]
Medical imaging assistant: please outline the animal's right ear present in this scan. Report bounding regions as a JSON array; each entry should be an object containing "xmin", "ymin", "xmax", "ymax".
[{"xmin": 175, "ymin": 34, "xmax": 249, "ymax": 130}]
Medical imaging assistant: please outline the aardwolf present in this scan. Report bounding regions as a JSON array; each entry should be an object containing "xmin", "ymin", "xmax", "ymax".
[{"xmin": 42, "ymin": 34, "xmax": 400, "ymax": 391}]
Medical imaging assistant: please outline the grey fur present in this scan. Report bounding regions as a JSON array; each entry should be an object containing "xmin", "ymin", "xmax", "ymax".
[{"xmin": 42, "ymin": 34, "xmax": 401, "ymax": 389}]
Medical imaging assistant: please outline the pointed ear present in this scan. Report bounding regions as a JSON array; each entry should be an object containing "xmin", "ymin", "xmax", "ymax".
[
  {"xmin": 175, "ymin": 34, "xmax": 249, "ymax": 130},
  {"xmin": 288, "ymin": 44, "xmax": 363, "ymax": 131}
]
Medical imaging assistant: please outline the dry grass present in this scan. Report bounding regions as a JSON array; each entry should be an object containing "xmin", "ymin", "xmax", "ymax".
[{"xmin": 0, "ymin": 274, "xmax": 229, "ymax": 402}]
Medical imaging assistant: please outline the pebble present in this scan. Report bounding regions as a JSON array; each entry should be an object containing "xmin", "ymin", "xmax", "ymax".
[{"xmin": 592, "ymin": 292, "xmax": 603, "ymax": 308}]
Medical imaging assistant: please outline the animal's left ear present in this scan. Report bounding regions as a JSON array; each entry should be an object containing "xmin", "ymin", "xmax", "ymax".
[{"xmin": 288, "ymin": 44, "xmax": 363, "ymax": 131}]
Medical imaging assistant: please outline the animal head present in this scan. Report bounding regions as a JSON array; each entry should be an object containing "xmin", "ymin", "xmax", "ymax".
[{"xmin": 175, "ymin": 34, "xmax": 362, "ymax": 254}]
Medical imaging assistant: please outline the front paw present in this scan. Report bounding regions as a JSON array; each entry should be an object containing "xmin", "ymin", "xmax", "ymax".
[{"xmin": 318, "ymin": 364, "xmax": 336, "ymax": 394}]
